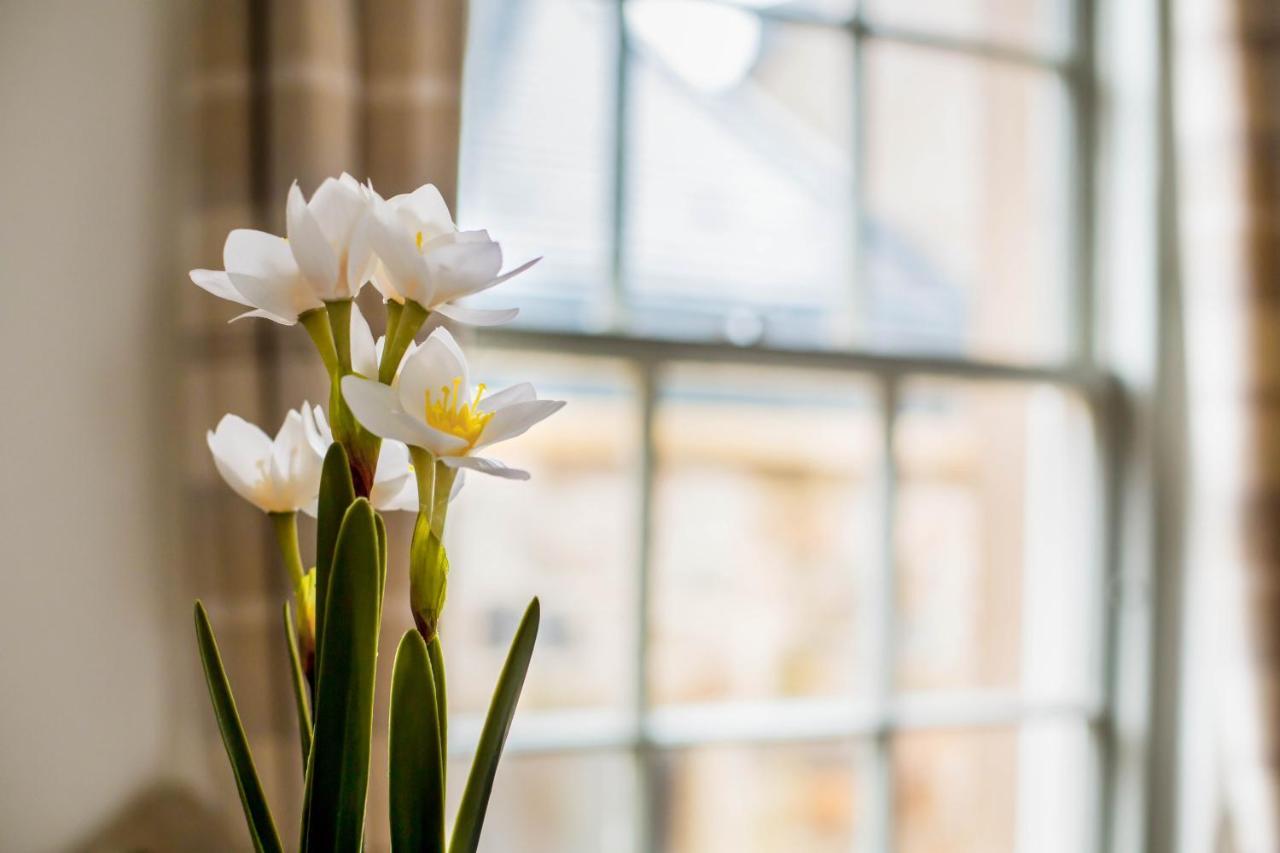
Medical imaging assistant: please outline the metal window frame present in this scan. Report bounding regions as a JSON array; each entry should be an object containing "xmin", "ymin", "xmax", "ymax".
[{"xmin": 453, "ymin": 1, "xmax": 1137, "ymax": 851}]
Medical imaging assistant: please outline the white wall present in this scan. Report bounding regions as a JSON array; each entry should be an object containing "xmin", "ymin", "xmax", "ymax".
[{"xmin": 0, "ymin": 1, "xmax": 196, "ymax": 849}]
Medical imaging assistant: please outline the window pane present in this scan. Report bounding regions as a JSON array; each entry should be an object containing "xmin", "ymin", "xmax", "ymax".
[
  {"xmin": 893, "ymin": 722, "xmax": 1090, "ymax": 853},
  {"xmin": 650, "ymin": 365, "xmax": 880, "ymax": 705},
  {"xmin": 865, "ymin": 0, "xmax": 1069, "ymax": 53},
  {"xmin": 447, "ymin": 751, "xmax": 641, "ymax": 853},
  {"xmin": 458, "ymin": 0, "xmax": 616, "ymax": 328},
  {"xmin": 656, "ymin": 741, "xmax": 861, "ymax": 852},
  {"xmin": 625, "ymin": 5, "xmax": 855, "ymax": 346},
  {"xmin": 893, "ymin": 381, "xmax": 1095, "ymax": 699},
  {"xmin": 864, "ymin": 43, "xmax": 1069, "ymax": 361},
  {"xmin": 444, "ymin": 353, "xmax": 640, "ymax": 713}
]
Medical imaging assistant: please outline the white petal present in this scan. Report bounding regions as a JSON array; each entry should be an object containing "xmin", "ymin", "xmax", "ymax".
[
  {"xmin": 475, "ymin": 399, "xmax": 565, "ymax": 449},
  {"xmin": 369, "ymin": 207, "xmax": 431, "ymax": 304},
  {"xmin": 190, "ymin": 269, "xmax": 250, "ymax": 306},
  {"xmin": 370, "ymin": 260, "xmax": 404, "ymax": 303},
  {"xmin": 450, "ymin": 470, "xmax": 466, "ymax": 501},
  {"xmin": 207, "ymin": 415, "xmax": 272, "ymax": 508},
  {"xmin": 287, "ymin": 182, "xmax": 340, "ymax": 296},
  {"xmin": 425, "ymin": 234, "xmax": 504, "ymax": 305},
  {"xmin": 349, "ymin": 302, "xmax": 379, "ymax": 378},
  {"xmin": 227, "ymin": 272, "xmax": 316, "ymax": 323},
  {"xmin": 302, "ymin": 403, "xmax": 333, "ymax": 456},
  {"xmin": 309, "ymin": 176, "xmax": 368, "ymax": 246},
  {"xmin": 396, "ymin": 327, "xmax": 469, "ymax": 419},
  {"xmin": 346, "ymin": 213, "xmax": 376, "ymax": 294},
  {"xmin": 372, "ymin": 475, "xmax": 418, "ymax": 512},
  {"xmin": 478, "ymin": 382, "xmax": 537, "ymax": 413},
  {"xmin": 432, "ymin": 302, "xmax": 519, "ymax": 327},
  {"xmin": 224, "ymin": 229, "xmax": 297, "ymax": 280},
  {"xmin": 440, "ymin": 454, "xmax": 531, "ymax": 480},
  {"xmin": 230, "ymin": 307, "xmax": 294, "ymax": 325},
  {"xmin": 341, "ymin": 376, "xmax": 469, "ymax": 455},
  {"xmin": 394, "ymin": 183, "xmax": 456, "ymax": 235}
]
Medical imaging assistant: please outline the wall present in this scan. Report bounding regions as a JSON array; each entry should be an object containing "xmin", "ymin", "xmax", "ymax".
[{"xmin": 0, "ymin": 1, "xmax": 204, "ymax": 849}]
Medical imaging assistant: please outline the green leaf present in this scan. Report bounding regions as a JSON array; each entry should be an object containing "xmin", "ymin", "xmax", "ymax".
[
  {"xmin": 449, "ymin": 598, "xmax": 540, "ymax": 853},
  {"xmin": 315, "ymin": 442, "xmax": 355, "ymax": 657},
  {"xmin": 375, "ymin": 510, "xmax": 388, "ymax": 614},
  {"xmin": 301, "ymin": 499, "xmax": 384, "ymax": 853},
  {"xmin": 388, "ymin": 631, "xmax": 446, "ymax": 853},
  {"xmin": 428, "ymin": 636, "xmax": 447, "ymax": 778},
  {"xmin": 193, "ymin": 602, "xmax": 284, "ymax": 853},
  {"xmin": 283, "ymin": 602, "xmax": 313, "ymax": 774}
]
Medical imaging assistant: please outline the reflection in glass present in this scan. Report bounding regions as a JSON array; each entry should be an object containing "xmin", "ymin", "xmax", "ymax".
[
  {"xmin": 446, "ymin": 751, "xmax": 641, "ymax": 853},
  {"xmin": 656, "ymin": 741, "xmax": 860, "ymax": 852},
  {"xmin": 864, "ymin": 43, "xmax": 1068, "ymax": 360},
  {"xmin": 894, "ymin": 722, "xmax": 1089, "ymax": 853},
  {"xmin": 625, "ymin": 9, "xmax": 855, "ymax": 345},
  {"xmin": 458, "ymin": 0, "xmax": 616, "ymax": 327},
  {"xmin": 444, "ymin": 354, "xmax": 640, "ymax": 713},
  {"xmin": 894, "ymin": 381, "xmax": 1094, "ymax": 698},
  {"xmin": 650, "ymin": 365, "xmax": 879, "ymax": 704}
]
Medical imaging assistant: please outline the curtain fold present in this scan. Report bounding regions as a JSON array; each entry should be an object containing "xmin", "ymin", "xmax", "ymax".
[{"xmin": 183, "ymin": 1, "xmax": 465, "ymax": 842}]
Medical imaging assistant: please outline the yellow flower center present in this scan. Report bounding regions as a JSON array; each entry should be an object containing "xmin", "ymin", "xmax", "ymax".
[
  {"xmin": 425, "ymin": 377, "xmax": 493, "ymax": 447},
  {"xmin": 415, "ymin": 230, "xmax": 424, "ymax": 251}
]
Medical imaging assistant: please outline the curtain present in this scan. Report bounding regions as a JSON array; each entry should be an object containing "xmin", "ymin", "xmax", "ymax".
[
  {"xmin": 1178, "ymin": 0, "xmax": 1280, "ymax": 850},
  {"xmin": 183, "ymin": 1, "xmax": 465, "ymax": 844}
]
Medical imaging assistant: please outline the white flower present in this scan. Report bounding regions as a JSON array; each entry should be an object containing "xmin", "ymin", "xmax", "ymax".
[
  {"xmin": 340, "ymin": 327, "xmax": 564, "ymax": 480},
  {"xmin": 366, "ymin": 183, "xmax": 537, "ymax": 326},
  {"xmin": 189, "ymin": 173, "xmax": 376, "ymax": 323},
  {"xmin": 207, "ymin": 405, "xmax": 325, "ymax": 513},
  {"xmin": 299, "ymin": 402, "xmax": 419, "ymax": 512}
]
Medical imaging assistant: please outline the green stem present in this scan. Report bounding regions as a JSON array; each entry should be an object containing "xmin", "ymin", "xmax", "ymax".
[
  {"xmin": 430, "ymin": 459, "xmax": 457, "ymax": 539},
  {"xmin": 384, "ymin": 300, "xmax": 404, "ymax": 354},
  {"xmin": 407, "ymin": 447, "xmax": 451, "ymax": 640},
  {"xmin": 269, "ymin": 511, "xmax": 307, "ymax": 606},
  {"xmin": 299, "ymin": 308, "xmax": 339, "ymax": 378},
  {"xmin": 326, "ymin": 299, "xmax": 353, "ymax": 375},
  {"xmin": 378, "ymin": 299, "xmax": 429, "ymax": 384}
]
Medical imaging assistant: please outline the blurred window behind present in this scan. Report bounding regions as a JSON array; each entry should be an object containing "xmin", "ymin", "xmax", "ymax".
[{"xmin": 447, "ymin": 1, "xmax": 1101, "ymax": 851}]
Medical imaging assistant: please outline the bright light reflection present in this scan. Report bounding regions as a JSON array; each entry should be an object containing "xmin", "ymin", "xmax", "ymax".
[{"xmin": 625, "ymin": 0, "xmax": 762, "ymax": 93}]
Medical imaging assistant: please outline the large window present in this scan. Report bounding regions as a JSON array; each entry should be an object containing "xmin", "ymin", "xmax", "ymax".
[{"xmin": 448, "ymin": 1, "xmax": 1106, "ymax": 851}]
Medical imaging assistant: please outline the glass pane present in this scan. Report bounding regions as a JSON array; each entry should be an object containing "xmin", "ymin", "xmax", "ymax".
[
  {"xmin": 444, "ymin": 354, "xmax": 640, "ymax": 713},
  {"xmin": 650, "ymin": 365, "xmax": 880, "ymax": 705},
  {"xmin": 893, "ymin": 381, "xmax": 1095, "ymax": 699},
  {"xmin": 458, "ymin": 0, "xmax": 616, "ymax": 328},
  {"xmin": 446, "ymin": 751, "xmax": 641, "ymax": 853},
  {"xmin": 656, "ymin": 741, "xmax": 861, "ymax": 852},
  {"xmin": 863, "ymin": 43, "xmax": 1069, "ymax": 361},
  {"xmin": 625, "ymin": 4, "xmax": 856, "ymax": 346},
  {"xmin": 866, "ymin": 0, "xmax": 1069, "ymax": 53},
  {"xmin": 894, "ymin": 722, "xmax": 1091, "ymax": 853}
]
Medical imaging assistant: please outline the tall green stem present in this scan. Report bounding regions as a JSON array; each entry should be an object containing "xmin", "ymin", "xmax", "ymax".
[
  {"xmin": 299, "ymin": 308, "xmax": 339, "ymax": 377},
  {"xmin": 326, "ymin": 299, "xmax": 353, "ymax": 374},
  {"xmin": 379, "ymin": 300, "xmax": 429, "ymax": 383},
  {"xmin": 270, "ymin": 512, "xmax": 313, "ymax": 658},
  {"xmin": 384, "ymin": 300, "xmax": 404, "ymax": 355},
  {"xmin": 407, "ymin": 447, "xmax": 454, "ymax": 640}
]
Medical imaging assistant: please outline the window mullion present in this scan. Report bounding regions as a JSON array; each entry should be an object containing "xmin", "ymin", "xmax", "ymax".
[{"xmin": 635, "ymin": 358, "xmax": 658, "ymax": 853}]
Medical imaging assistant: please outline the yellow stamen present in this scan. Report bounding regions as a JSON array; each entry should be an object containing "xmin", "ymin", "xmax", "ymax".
[
  {"xmin": 424, "ymin": 377, "xmax": 492, "ymax": 446},
  {"xmin": 415, "ymin": 230, "xmax": 424, "ymax": 251}
]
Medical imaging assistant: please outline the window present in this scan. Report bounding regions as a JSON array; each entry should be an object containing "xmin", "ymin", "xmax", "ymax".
[{"xmin": 449, "ymin": 1, "xmax": 1106, "ymax": 850}]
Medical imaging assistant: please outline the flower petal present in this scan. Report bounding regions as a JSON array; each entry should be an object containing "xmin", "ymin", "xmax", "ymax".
[
  {"xmin": 190, "ymin": 269, "xmax": 250, "ymax": 306},
  {"xmin": 227, "ymin": 272, "xmax": 316, "ymax": 323},
  {"xmin": 369, "ymin": 206, "xmax": 431, "ymax": 304},
  {"xmin": 425, "ymin": 233, "xmax": 504, "ymax": 304},
  {"xmin": 393, "ymin": 183, "xmax": 456, "ymax": 236},
  {"xmin": 309, "ymin": 175, "xmax": 368, "ymax": 246},
  {"xmin": 396, "ymin": 326, "xmax": 469, "ymax": 419},
  {"xmin": 207, "ymin": 415, "xmax": 273, "ymax": 509},
  {"xmin": 475, "ymin": 399, "xmax": 566, "ymax": 449},
  {"xmin": 341, "ymin": 376, "xmax": 469, "ymax": 455},
  {"xmin": 224, "ymin": 229, "xmax": 297, "ymax": 280},
  {"xmin": 439, "ymin": 454, "xmax": 531, "ymax": 480},
  {"xmin": 287, "ymin": 181, "xmax": 340, "ymax": 296},
  {"xmin": 432, "ymin": 301, "xmax": 519, "ymax": 327},
  {"xmin": 349, "ymin": 302, "xmax": 379, "ymax": 378},
  {"xmin": 230, "ymin": 307, "xmax": 293, "ymax": 325},
  {"xmin": 477, "ymin": 382, "xmax": 537, "ymax": 413}
]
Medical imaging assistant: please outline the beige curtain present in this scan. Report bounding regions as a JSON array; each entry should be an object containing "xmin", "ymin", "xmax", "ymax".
[
  {"xmin": 1178, "ymin": 0, "xmax": 1280, "ymax": 850},
  {"xmin": 183, "ymin": 1, "xmax": 465, "ymax": 846}
]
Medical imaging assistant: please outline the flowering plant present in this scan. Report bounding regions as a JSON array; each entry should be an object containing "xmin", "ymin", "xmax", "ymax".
[{"xmin": 190, "ymin": 175, "xmax": 562, "ymax": 852}]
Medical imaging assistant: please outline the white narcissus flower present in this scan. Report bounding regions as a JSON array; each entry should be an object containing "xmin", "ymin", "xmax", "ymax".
[
  {"xmin": 367, "ymin": 183, "xmax": 538, "ymax": 326},
  {"xmin": 340, "ymin": 327, "xmax": 565, "ymax": 480},
  {"xmin": 189, "ymin": 173, "xmax": 376, "ymax": 324},
  {"xmin": 207, "ymin": 405, "xmax": 325, "ymax": 513}
]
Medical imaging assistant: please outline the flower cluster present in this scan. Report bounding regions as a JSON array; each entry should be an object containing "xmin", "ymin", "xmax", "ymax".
[{"xmin": 192, "ymin": 174, "xmax": 564, "ymax": 648}]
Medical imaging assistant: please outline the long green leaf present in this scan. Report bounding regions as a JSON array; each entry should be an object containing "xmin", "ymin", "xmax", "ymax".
[
  {"xmin": 283, "ymin": 601, "xmax": 313, "ymax": 773},
  {"xmin": 315, "ymin": 442, "xmax": 355, "ymax": 656},
  {"xmin": 301, "ymin": 499, "xmax": 383, "ymax": 853},
  {"xmin": 427, "ymin": 636, "xmax": 447, "ymax": 778},
  {"xmin": 194, "ymin": 602, "xmax": 283, "ymax": 853},
  {"xmin": 449, "ymin": 598, "xmax": 540, "ymax": 853},
  {"xmin": 388, "ymin": 630, "xmax": 446, "ymax": 853}
]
